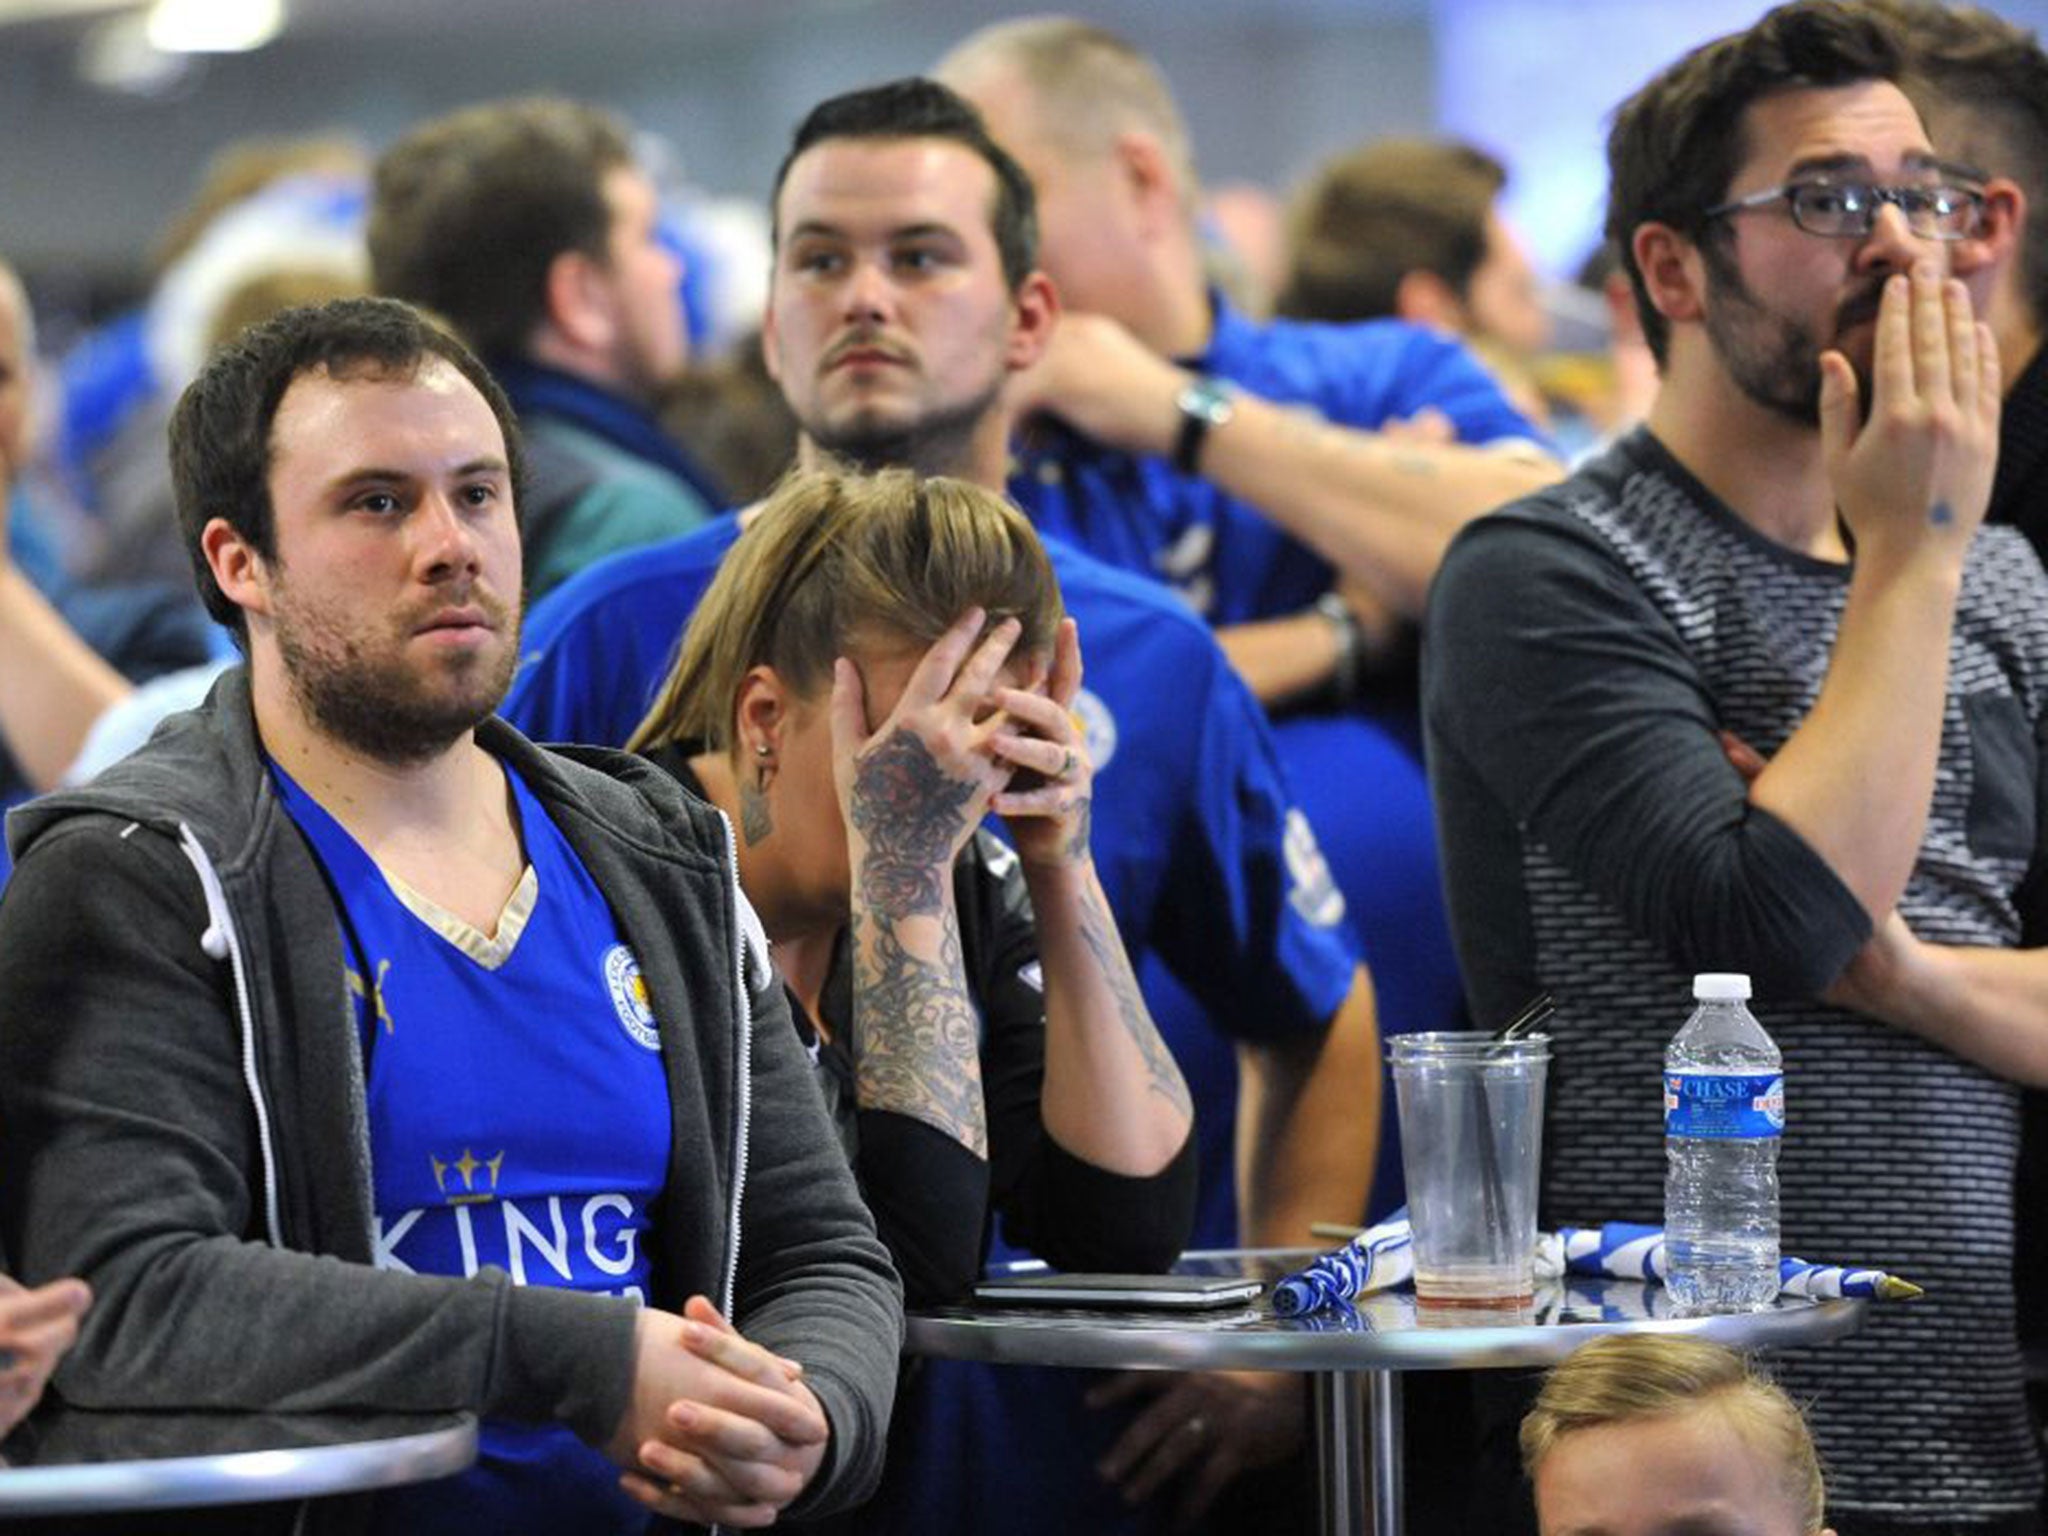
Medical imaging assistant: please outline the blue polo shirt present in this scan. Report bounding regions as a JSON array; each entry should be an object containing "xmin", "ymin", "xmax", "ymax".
[{"xmin": 273, "ymin": 758, "xmax": 669, "ymax": 1536}]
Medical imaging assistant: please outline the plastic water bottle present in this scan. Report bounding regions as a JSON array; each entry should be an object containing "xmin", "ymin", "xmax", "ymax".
[{"xmin": 1663, "ymin": 973, "xmax": 1782, "ymax": 1313}]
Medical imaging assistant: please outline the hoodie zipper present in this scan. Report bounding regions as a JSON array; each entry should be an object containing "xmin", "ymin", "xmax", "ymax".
[
  {"xmin": 715, "ymin": 807, "xmax": 754, "ymax": 1317},
  {"xmin": 177, "ymin": 822, "xmax": 285, "ymax": 1249}
]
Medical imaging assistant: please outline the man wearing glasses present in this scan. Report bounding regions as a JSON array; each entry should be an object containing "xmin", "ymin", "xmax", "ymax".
[{"xmin": 1424, "ymin": 3, "xmax": 2046, "ymax": 1532}]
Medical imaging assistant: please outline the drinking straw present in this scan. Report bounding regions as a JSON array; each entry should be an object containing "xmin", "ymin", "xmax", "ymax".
[{"xmin": 1468, "ymin": 993, "xmax": 1555, "ymax": 1287}]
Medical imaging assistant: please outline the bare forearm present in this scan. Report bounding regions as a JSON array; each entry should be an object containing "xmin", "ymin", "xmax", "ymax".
[
  {"xmin": 1201, "ymin": 398, "xmax": 1561, "ymax": 617},
  {"xmin": 0, "ymin": 567, "xmax": 131, "ymax": 791},
  {"xmin": 1216, "ymin": 612, "xmax": 1340, "ymax": 707},
  {"xmin": 1234, "ymin": 968, "xmax": 1380, "ymax": 1247},
  {"xmin": 1024, "ymin": 858, "xmax": 1193, "ymax": 1174},
  {"xmin": 1748, "ymin": 553, "xmax": 1962, "ymax": 920}
]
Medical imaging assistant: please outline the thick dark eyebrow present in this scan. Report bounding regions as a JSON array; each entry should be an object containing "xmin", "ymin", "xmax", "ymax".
[
  {"xmin": 889, "ymin": 222, "xmax": 966, "ymax": 245},
  {"xmin": 783, "ymin": 219, "xmax": 966, "ymax": 247},
  {"xmin": 1927, "ymin": 154, "xmax": 1988, "ymax": 184},
  {"xmin": 1787, "ymin": 149, "xmax": 1947, "ymax": 181},
  {"xmin": 326, "ymin": 457, "xmax": 509, "ymax": 495},
  {"xmin": 784, "ymin": 219, "xmax": 846, "ymax": 244}
]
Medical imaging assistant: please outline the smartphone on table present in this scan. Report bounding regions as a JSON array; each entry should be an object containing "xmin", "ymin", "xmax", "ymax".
[{"xmin": 971, "ymin": 1273, "xmax": 1265, "ymax": 1310}]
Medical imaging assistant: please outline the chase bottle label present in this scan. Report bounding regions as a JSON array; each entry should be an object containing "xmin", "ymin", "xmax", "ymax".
[{"xmin": 1664, "ymin": 1072, "xmax": 1784, "ymax": 1139}]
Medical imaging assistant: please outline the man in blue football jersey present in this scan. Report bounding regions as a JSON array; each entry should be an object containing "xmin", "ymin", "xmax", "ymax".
[
  {"xmin": 508, "ymin": 78, "xmax": 1380, "ymax": 1532},
  {"xmin": 0, "ymin": 297, "xmax": 901, "ymax": 1535},
  {"xmin": 936, "ymin": 18, "xmax": 1566, "ymax": 1145}
]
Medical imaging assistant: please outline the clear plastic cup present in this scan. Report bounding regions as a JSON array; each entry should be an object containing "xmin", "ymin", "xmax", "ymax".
[{"xmin": 1389, "ymin": 1032, "xmax": 1550, "ymax": 1308}]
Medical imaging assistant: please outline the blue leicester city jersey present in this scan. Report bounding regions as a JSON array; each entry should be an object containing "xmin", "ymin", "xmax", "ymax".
[
  {"xmin": 1009, "ymin": 298, "xmax": 1544, "ymax": 625},
  {"xmin": 274, "ymin": 758, "xmax": 671, "ymax": 1536},
  {"xmin": 508, "ymin": 515, "xmax": 1357, "ymax": 1060}
]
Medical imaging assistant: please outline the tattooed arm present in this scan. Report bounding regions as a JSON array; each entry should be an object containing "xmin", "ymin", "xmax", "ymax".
[
  {"xmin": 833, "ymin": 611, "xmax": 1022, "ymax": 1156},
  {"xmin": 992, "ymin": 620, "xmax": 1195, "ymax": 1176}
]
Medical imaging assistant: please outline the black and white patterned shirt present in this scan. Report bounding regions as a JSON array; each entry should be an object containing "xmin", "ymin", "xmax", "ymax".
[{"xmin": 1425, "ymin": 428, "xmax": 2048, "ymax": 1520}]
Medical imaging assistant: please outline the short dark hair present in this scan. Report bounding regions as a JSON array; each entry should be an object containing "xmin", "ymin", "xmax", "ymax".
[
  {"xmin": 368, "ymin": 98, "xmax": 633, "ymax": 361},
  {"xmin": 169, "ymin": 296, "xmax": 524, "ymax": 638},
  {"xmin": 770, "ymin": 78, "xmax": 1039, "ymax": 291},
  {"xmin": 1277, "ymin": 138, "xmax": 1507, "ymax": 322},
  {"xmin": 1865, "ymin": 0, "xmax": 2048, "ymax": 328},
  {"xmin": 1606, "ymin": 0, "xmax": 1904, "ymax": 364}
]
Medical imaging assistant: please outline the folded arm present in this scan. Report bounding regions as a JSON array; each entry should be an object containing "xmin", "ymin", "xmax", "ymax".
[
  {"xmin": 1424, "ymin": 515, "xmax": 1875, "ymax": 1005},
  {"xmin": 1825, "ymin": 915, "xmax": 2048, "ymax": 1086},
  {"xmin": 1016, "ymin": 311, "xmax": 1561, "ymax": 620}
]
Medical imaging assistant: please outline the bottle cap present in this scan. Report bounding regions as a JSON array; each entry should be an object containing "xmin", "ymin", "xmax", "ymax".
[{"xmin": 1693, "ymin": 972, "xmax": 1751, "ymax": 1000}]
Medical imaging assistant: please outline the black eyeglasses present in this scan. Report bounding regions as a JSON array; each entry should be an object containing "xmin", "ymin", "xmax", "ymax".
[{"xmin": 1704, "ymin": 180, "xmax": 1984, "ymax": 241}]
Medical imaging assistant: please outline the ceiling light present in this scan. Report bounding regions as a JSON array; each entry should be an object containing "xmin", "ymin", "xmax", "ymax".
[{"xmin": 145, "ymin": 0, "xmax": 282, "ymax": 53}]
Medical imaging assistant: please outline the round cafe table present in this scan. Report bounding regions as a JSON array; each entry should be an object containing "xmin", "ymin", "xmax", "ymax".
[
  {"xmin": 0, "ymin": 1406, "xmax": 477, "ymax": 1520},
  {"xmin": 906, "ymin": 1247, "xmax": 1864, "ymax": 1536}
]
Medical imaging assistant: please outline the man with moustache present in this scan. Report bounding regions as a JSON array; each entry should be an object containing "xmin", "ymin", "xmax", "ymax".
[
  {"xmin": 0, "ymin": 298, "xmax": 900, "ymax": 1535},
  {"xmin": 1425, "ymin": 4, "xmax": 2047, "ymax": 1530},
  {"xmin": 508, "ymin": 78, "xmax": 1380, "ymax": 1532}
]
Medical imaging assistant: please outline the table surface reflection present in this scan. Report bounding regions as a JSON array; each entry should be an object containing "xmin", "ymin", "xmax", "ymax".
[
  {"xmin": 0, "ymin": 1408, "xmax": 477, "ymax": 1516},
  {"xmin": 906, "ymin": 1247, "xmax": 1866, "ymax": 1373}
]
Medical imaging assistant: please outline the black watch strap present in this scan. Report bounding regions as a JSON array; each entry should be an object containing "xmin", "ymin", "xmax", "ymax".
[{"xmin": 1172, "ymin": 376, "xmax": 1236, "ymax": 476}]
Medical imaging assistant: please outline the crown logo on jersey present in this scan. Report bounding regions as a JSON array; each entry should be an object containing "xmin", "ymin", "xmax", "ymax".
[
  {"xmin": 347, "ymin": 959, "xmax": 396, "ymax": 1035},
  {"xmin": 431, "ymin": 1147, "xmax": 505, "ymax": 1205}
]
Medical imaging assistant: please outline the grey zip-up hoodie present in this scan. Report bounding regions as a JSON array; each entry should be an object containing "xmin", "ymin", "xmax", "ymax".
[{"xmin": 0, "ymin": 668, "xmax": 902, "ymax": 1532}]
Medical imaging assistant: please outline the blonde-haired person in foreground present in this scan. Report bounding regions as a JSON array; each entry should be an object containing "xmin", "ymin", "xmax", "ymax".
[
  {"xmin": 1522, "ymin": 1334, "xmax": 1832, "ymax": 1536},
  {"xmin": 630, "ymin": 466, "xmax": 1196, "ymax": 1312}
]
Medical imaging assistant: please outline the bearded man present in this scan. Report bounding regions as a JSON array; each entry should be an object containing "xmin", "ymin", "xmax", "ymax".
[
  {"xmin": 0, "ymin": 296, "xmax": 901, "ymax": 1536},
  {"xmin": 1423, "ymin": 5, "xmax": 2048, "ymax": 1531}
]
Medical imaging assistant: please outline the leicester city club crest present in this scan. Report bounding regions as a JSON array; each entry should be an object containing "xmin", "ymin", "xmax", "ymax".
[
  {"xmin": 1072, "ymin": 687, "xmax": 1117, "ymax": 775},
  {"xmin": 604, "ymin": 944, "xmax": 659, "ymax": 1050}
]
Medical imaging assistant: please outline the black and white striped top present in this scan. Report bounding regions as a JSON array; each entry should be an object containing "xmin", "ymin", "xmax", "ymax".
[{"xmin": 1425, "ymin": 429, "xmax": 2048, "ymax": 1521}]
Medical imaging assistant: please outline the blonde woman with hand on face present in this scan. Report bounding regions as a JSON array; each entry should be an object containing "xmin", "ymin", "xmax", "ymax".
[{"xmin": 630, "ymin": 468, "xmax": 1197, "ymax": 1308}]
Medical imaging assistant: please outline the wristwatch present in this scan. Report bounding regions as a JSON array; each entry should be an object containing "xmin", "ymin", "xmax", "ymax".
[
  {"xmin": 1172, "ymin": 375, "xmax": 1237, "ymax": 476},
  {"xmin": 1314, "ymin": 591, "xmax": 1366, "ymax": 703}
]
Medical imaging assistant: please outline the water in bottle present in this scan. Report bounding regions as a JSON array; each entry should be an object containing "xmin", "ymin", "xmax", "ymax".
[{"xmin": 1663, "ymin": 972, "xmax": 1781, "ymax": 1313}]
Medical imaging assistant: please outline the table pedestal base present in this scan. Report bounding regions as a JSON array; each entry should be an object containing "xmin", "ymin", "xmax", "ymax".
[{"xmin": 1314, "ymin": 1370, "xmax": 1400, "ymax": 1535}]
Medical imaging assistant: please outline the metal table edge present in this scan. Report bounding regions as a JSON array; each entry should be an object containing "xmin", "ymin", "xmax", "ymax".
[
  {"xmin": 905, "ymin": 1296, "xmax": 1866, "ymax": 1374},
  {"xmin": 0, "ymin": 1415, "xmax": 478, "ymax": 1515}
]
